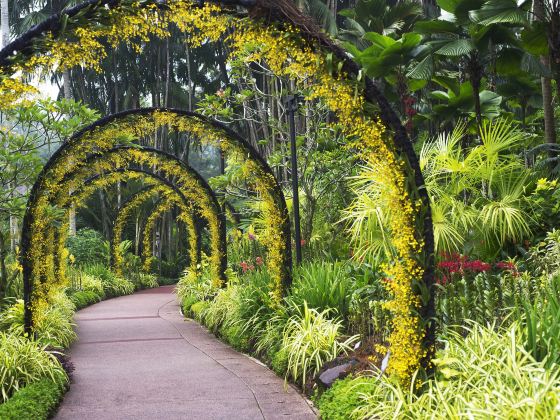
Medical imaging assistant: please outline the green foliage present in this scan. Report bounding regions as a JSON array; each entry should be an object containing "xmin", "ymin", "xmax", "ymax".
[
  {"xmin": 419, "ymin": 120, "xmax": 534, "ymax": 257},
  {"xmin": 435, "ymin": 270, "xmax": 545, "ymax": 329},
  {"xmin": 0, "ymin": 332, "xmax": 67, "ymax": 403},
  {"xmin": 190, "ymin": 301, "xmax": 209, "ymax": 322},
  {"xmin": 289, "ymin": 262, "xmax": 353, "ymax": 321},
  {"xmin": 0, "ymin": 295, "xmax": 76, "ymax": 349},
  {"xmin": 176, "ymin": 268, "xmax": 214, "ymax": 305},
  {"xmin": 0, "ymin": 378, "xmax": 67, "ymax": 420},
  {"xmin": 519, "ymin": 275, "xmax": 560, "ymax": 367},
  {"xmin": 319, "ymin": 323, "xmax": 560, "ymax": 419},
  {"xmin": 68, "ymin": 290, "xmax": 103, "ymax": 310},
  {"xmin": 129, "ymin": 272, "xmax": 159, "ymax": 290},
  {"xmin": 81, "ymin": 264, "xmax": 134, "ymax": 298},
  {"xmin": 281, "ymin": 303, "xmax": 358, "ymax": 387},
  {"xmin": 67, "ymin": 229, "xmax": 109, "ymax": 266},
  {"xmin": 315, "ymin": 375, "xmax": 377, "ymax": 420}
]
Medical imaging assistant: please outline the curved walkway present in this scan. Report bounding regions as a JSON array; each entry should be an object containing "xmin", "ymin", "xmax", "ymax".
[{"xmin": 55, "ymin": 286, "xmax": 316, "ymax": 419}]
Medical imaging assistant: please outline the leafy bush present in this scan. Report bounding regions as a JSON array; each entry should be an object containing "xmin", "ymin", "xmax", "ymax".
[
  {"xmin": 176, "ymin": 268, "xmax": 214, "ymax": 305},
  {"xmin": 221, "ymin": 324, "xmax": 250, "ymax": 352},
  {"xmin": 318, "ymin": 324, "xmax": 560, "ymax": 419},
  {"xmin": 202, "ymin": 286, "xmax": 241, "ymax": 333},
  {"xmin": 0, "ymin": 378, "xmax": 67, "ymax": 420},
  {"xmin": 315, "ymin": 375, "xmax": 377, "ymax": 420},
  {"xmin": 68, "ymin": 290, "xmax": 102, "ymax": 310},
  {"xmin": 190, "ymin": 301, "xmax": 209, "ymax": 322},
  {"xmin": 519, "ymin": 274, "xmax": 560, "ymax": 367},
  {"xmin": 0, "ymin": 332, "xmax": 67, "ymax": 403},
  {"xmin": 66, "ymin": 229, "xmax": 108, "ymax": 266},
  {"xmin": 0, "ymin": 296, "xmax": 76, "ymax": 348},
  {"xmin": 82, "ymin": 264, "xmax": 134, "ymax": 297},
  {"xmin": 129, "ymin": 272, "xmax": 159, "ymax": 290},
  {"xmin": 67, "ymin": 268, "xmax": 105, "ymax": 298},
  {"xmin": 436, "ymin": 265, "xmax": 545, "ymax": 330},
  {"xmin": 290, "ymin": 262, "xmax": 353, "ymax": 321},
  {"xmin": 281, "ymin": 303, "xmax": 358, "ymax": 387}
]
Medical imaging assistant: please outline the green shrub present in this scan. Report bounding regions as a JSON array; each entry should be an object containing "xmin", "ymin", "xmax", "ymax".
[
  {"xmin": 190, "ymin": 301, "xmax": 209, "ymax": 321},
  {"xmin": 316, "ymin": 375, "xmax": 377, "ymax": 420},
  {"xmin": 203, "ymin": 286, "xmax": 240, "ymax": 333},
  {"xmin": 0, "ymin": 297, "xmax": 76, "ymax": 348},
  {"xmin": 0, "ymin": 332, "xmax": 67, "ymax": 403},
  {"xmin": 271, "ymin": 347, "xmax": 289, "ymax": 376},
  {"xmin": 157, "ymin": 276, "xmax": 178, "ymax": 286},
  {"xmin": 0, "ymin": 378, "xmax": 67, "ymax": 420},
  {"xmin": 176, "ymin": 268, "xmax": 214, "ymax": 304},
  {"xmin": 69, "ymin": 290, "xmax": 102, "ymax": 309},
  {"xmin": 67, "ymin": 228, "xmax": 108, "ymax": 266},
  {"xmin": 221, "ymin": 324, "xmax": 250, "ymax": 352},
  {"xmin": 290, "ymin": 262, "xmax": 353, "ymax": 321},
  {"xmin": 181, "ymin": 294, "xmax": 200, "ymax": 314},
  {"xmin": 321, "ymin": 323, "xmax": 560, "ymax": 419},
  {"xmin": 82, "ymin": 264, "xmax": 134, "ymax": 297},
  {"xmin": 131, "ymin": 273, "xmax": 159, "ymax": 290},
  {"xmin": 519, "ymin": 274, "xmax": 560, "ymax": 367},
  {"xmin": 67, "ymin": 269, "xmax": 105, "ymax": 298},
  {"xmin": 281, "ymin": 303, "xmax": 358, "ymax": 387},
  {"xmin": 236, "ymin": 269, "xmax": 280, "ymax": 352}
]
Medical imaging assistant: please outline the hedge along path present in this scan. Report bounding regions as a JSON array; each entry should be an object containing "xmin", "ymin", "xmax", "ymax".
[
  {"xmin": 1, "ymin": 0, "xmax": 435, "ymax": 382},
  {"xmin": 21, "ymin": 145, "xmax": 227, "ymax": 330},
  {"xmin": 55, "ymin": 108, "xmax": 292, "ymax": 304},
  {"xmin": 70, "ymin": 171, "xmax": 201, "ymax": 275},
  {"xmin": 109, "ymin": 184, "xmax": 199, "ymax": 275}
]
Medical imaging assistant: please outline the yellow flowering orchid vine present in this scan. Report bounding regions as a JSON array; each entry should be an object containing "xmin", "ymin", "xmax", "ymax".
[{"xmin": 1, "ymin": 0, "xmax": 436, "ymax": 382}]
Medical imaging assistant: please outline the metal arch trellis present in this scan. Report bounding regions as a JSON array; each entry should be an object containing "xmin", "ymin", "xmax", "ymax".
[
  {"xmin": 71, "ymin": 170, "xmax": 201, "ymax": 274},
  {"xmin": 58, "ymin": 107, "xmax": 293, "ymax": 292},
  {"xmin": 21, "ymin": 145, "xmax": 227, "ymax": 332},
  {"xmin": 139, "ymin": 198, "xmax": 183, "ymax": 272},
  {"xmin": 59, "ymin": 145, "xmax": 228, "ymax": 280},
  {"xmin": 1, "ymin": 0, "xmax": 436, "ymax": 377}
]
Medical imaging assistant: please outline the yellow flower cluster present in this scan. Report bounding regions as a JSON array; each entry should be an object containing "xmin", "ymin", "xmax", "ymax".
[{"xmin": 2, "ymin": 0, "xmax": 431, "ymax": 382}]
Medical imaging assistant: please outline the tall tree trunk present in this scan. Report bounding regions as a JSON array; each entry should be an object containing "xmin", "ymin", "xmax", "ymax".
[
  {"xmin": 535, "ymin": 0, "xmax": 557, "ymax": 145},
  {"xmin": 0, "ymin": 0, "xmax": 8, "ymax": 49},
  {"xmin": 0, "ymin": 231, "xmax": 7, "ymax": 301},
  {"xmin": 64, "ymin": 69, "xmax": 79, "ymax": 236}
]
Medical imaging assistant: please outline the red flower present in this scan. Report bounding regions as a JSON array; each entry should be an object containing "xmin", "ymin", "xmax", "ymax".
[
  {"xmin": 248, "ymin": 233, "xmax": 255, "ymax": 241},
  {"xmin": 255, "ymin": 256, "xmax": 263, "ymax": 266},
  {"xmin": 240, "ymin": 261, "xmax": 249, "ymax": 273},
  {"xmin": 495, "ymin": 261, "xmax": 519, "ymax": 277},
  {"xmin": 300, "ymin": 239, "xmax": 306, "ymax": 246}
]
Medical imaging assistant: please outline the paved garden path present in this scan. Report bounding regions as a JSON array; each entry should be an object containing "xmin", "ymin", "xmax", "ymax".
[{"xmin": 55, "ymin": 286, "xmax": 316, "ymax": 420}]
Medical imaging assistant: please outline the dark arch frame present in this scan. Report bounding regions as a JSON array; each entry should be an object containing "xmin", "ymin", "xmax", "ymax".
[
  {"xmin": 21, "ymin": 145, "xmax": 227, "ymax": 331},
  {"xmin": 62, "ymin": 107, "xmax": 293, "ymax": 290},
  {"xmin": 2, "ymin": 0, "xmax": 436, "ymax": 371},
  {"xmin": 71, "ymin": 169, "xmax": 201, "ymax": 273}
]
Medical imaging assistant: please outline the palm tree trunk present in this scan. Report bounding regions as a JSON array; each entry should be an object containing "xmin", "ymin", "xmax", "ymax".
[
  {"xmin": 534, "ymin": 0, "xmax": 557, "ymax": 145},
  {"xmin": 1, "ymin": 0, "xmax": 8, "ymax": 49}
]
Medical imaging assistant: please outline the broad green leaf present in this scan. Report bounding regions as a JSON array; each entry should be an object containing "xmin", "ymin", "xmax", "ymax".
[
  {"xmin": 407, "ymin": 55, "xmax": 434, "ymax": 79},
  {"xmin": 521, "ymin": 23, "xmax": 549, "ymax": 56},
  {"xmin": 435, "ymin": 38, "xmax": 475, "ymax": 56}
]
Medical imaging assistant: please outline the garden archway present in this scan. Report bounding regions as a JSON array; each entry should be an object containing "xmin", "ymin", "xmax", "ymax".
[
  {"xmin": 2, "ymin": 0, "xmax": 435, "ymax": 380},
  {"xmin": 21, "ymin": 146, "xmax": 227, "ymax": 331},
  {"xmin": 71, "ymin": 171, "xmax": 201, "ymax": 275},
  {"xmin": 53, "ymin": 107, "xmax": 292, "ymax": 302}
]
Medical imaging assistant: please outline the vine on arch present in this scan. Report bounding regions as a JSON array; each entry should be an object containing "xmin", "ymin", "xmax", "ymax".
[
  {"xmin": 110, "ymin": 185, "xmax": 198, "ymax": 276},
  {"xmin": 21, "ymin": 145, "xmax": 227, "ymax": 331},
  {"xmin": 2, "ymin": 0, "xmax": 435, "ymax": 382}
]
